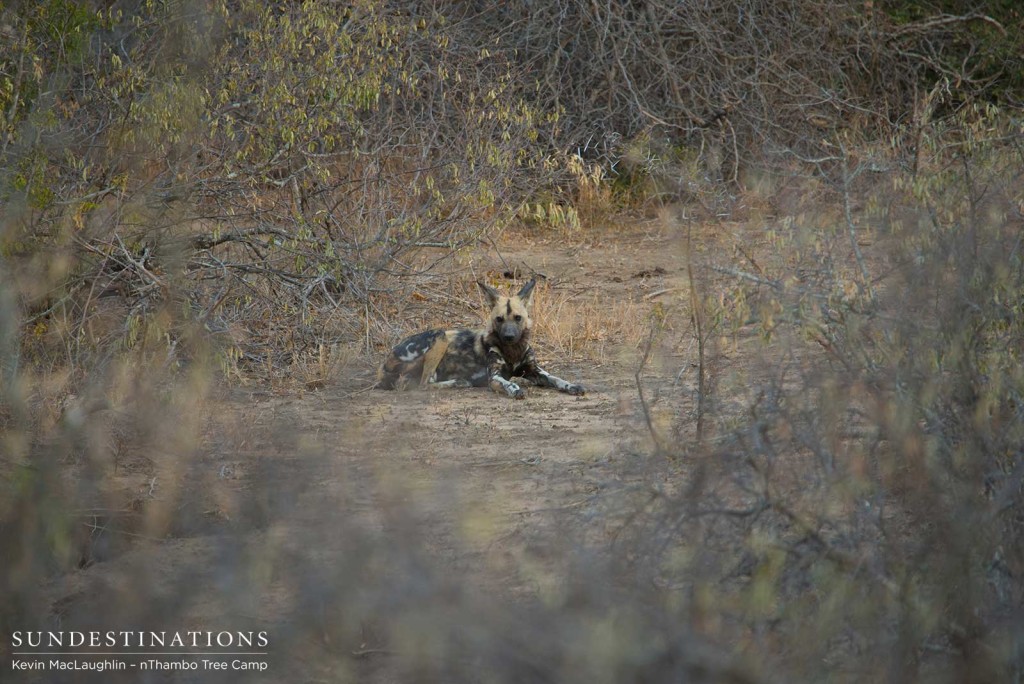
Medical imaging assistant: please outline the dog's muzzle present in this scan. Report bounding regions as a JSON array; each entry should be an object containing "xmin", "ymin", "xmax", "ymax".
[{"xmin": 499, "ymin": 323, "xmax": 520, "ymax": 342}]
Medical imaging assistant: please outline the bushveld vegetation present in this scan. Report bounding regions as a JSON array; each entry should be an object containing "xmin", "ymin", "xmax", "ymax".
[{"xmin": 2, "ymin": 0, "xmax": 1023, "ymax": 682}]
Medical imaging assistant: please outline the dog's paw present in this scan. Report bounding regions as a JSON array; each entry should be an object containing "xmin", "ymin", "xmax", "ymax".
[
  {"xmin": 566, "ymin": 384, "xmax": 586, "ymax": 396},
  {"xmin": 509, "ymin": 383, "xmax": 527, "ymax": 399}
]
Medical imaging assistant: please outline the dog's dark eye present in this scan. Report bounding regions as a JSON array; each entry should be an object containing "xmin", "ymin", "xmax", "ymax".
[
  {"xmin": 514, "ymin": 315, "xmax": 522, "ymax": 322},
  {"xmin": 495, "ymin": 316, "xmax": 504, "ymax": 323}
]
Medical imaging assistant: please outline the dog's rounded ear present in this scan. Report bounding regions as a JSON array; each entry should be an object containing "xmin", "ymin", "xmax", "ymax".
[
  {"xmin": 478, "ymin": 280, "xmax": 501, "ymax": 307},
  {"xmin": 516, "ymin": 278, "xmax": 537, "ymax": 306}
]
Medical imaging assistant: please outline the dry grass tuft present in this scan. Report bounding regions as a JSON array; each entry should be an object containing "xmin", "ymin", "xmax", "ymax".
[
  {"xmin": 530, "ymin": 284, "xmax": 648, "ymax": 362},
  {"xmin": 289, "ymin": 343, "xmax": 361, "ymax": 390}
]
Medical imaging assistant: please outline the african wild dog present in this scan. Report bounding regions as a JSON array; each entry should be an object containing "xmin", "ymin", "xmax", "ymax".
[{"xmin": 378, "ymin": 279, "xmax": 586, "ymax": 399}]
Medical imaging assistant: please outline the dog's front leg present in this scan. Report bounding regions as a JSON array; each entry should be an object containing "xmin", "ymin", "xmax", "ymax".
[
  {"xmin": 486, "ymin": 350, "xmax": 526, "ymax": 399},
  {"xmin": 520, "ymin": 356, "xmax": 585, "ymax": 396},
  {"xmin": 535, "ymin": 367, "xmax": 585, "ymax": 396},
  {"xmin": 490, "ymin": 375, "xmax": 526, "ymax": 399}
]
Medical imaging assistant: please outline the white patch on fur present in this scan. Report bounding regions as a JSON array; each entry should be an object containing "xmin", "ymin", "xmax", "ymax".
[{"xmin": 492, "ymin": 376, "xmax": 524, "ymax": 398}]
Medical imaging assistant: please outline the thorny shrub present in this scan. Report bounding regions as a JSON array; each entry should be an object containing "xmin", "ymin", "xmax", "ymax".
[
  {"xmin": 651, "ymin": 106, "xmax": 1024, "ymax": 682},
  {"xmin": 1, "ymin": 0, "xmax": 563, "ymax": 382},
  {"xmin": 2, "ymin": 0, "xmax": 1015, "ymax": 381}
]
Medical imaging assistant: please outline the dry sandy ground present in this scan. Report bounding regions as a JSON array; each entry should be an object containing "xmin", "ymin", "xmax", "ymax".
[{"xmin": 30, "ymin": 219, "xmax": 738, "ymax": 683}]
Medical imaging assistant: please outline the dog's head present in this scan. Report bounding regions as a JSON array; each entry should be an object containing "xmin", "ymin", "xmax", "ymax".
[{"xmin": 478, "ymin": 279, "xmax": 536, "ymax": 345}]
